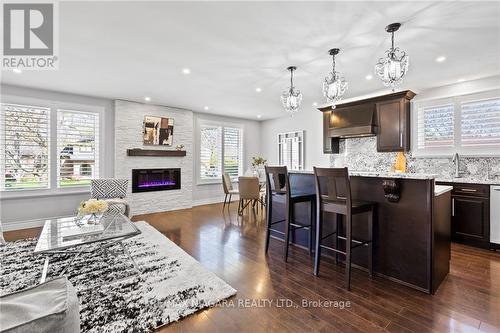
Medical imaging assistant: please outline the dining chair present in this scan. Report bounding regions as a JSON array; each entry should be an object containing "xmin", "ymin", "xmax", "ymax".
[
  {"xmin": 237, "ymin": 176, "xmax": 264, "ymax": 215},
  {"xmin": 222, "ymin": 173, "xmax": 239, "ymax": 210}
]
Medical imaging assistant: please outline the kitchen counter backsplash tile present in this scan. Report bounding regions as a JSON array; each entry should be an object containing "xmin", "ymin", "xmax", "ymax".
[{"xmin": 330, "ymin": 137, "xmax": 500, "ymax": 181}]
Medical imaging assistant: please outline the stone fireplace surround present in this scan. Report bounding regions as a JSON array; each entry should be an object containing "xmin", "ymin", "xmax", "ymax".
[{"xmin": 114, "ymin": 100, "xmax": 193, "ymax": 215}]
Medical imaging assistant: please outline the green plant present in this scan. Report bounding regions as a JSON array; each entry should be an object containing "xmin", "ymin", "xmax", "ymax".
[{"xmin": 251, "ymin": 156, "xmax": 267, "ymax": 168}]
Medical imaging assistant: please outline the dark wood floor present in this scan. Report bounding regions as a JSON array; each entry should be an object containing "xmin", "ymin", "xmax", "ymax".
[{"xmin": 5, "ymin": 202, "xmax": 500, "ymax": 333}]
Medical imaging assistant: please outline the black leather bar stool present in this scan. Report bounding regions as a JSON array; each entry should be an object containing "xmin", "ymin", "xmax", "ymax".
[
  {"xmin": 264, "ymin": 166, "xmax": 315, "ymax": 262},
  {"xmin": 313, "ymin": 167, "xmax": 376, "ymax": 291}
]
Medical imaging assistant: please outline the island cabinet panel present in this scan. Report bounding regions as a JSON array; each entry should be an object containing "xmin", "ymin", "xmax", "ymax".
[
  {"xmin": 376, "ymin": 98, "xmax": 410, "ymax": 152},
  {"xmin": 269, "ymin": 172, "xmax": 448, "ymax": 293}
]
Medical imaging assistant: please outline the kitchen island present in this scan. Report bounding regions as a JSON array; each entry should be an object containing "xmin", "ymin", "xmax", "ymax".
[{"xmin": 269, "ymin": 171, "xmax": 452, "ymax": 294}]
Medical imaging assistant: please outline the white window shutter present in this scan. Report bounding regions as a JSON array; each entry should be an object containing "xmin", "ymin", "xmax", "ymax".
[
  {"xmin": 199, "ymin": 125, "xmax": 222, "ymax": 181},
  {"xmin": 57, "ymin": 109, "xmax": 99, "ymax": 187},
  {"xmin": 223, "ymin": 127, "xmax": 242, "ymax": 179},
  {"xmin": 460, "ymin": 98, "xmax": 500, "ymax": 148},
  {"xmin": 1, "ymin": 103, "xmax": 50, "ymax": 190},
  {"xmin": 417, "ymin": 104, "xmax": 455, "ymax": 150}
]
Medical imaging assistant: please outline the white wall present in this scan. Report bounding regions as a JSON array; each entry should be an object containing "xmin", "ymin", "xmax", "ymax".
[
  {"xmin": 192, "ymin": 112, "xmax": 261, "ymax": 206},
  {"xmin": 0, "ymin": 84, "xmax": 114, "ymax": 228},
  {"xmin": 259, "ymin": 107, "xmax": 330, "ymax": 170}
]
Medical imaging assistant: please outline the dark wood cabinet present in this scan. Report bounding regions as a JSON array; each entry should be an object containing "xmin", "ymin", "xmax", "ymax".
[
  {"xmin": 376, "ymin": 97, "xmax": 411, "ymax": 152},
  {"xmin": 322, "ymin": 111, "xmax": 340, "ymax": 154},
  {"xmin": 453, "ymin": 196, "xmax": 489, "ymax": 244},
  {"xmin": 437, "ymin": 182, "xmax": 490, "ymax": 249},
  {"xmin": 318, "ymin": 90, "xmax": 415, "ymax": 154}
]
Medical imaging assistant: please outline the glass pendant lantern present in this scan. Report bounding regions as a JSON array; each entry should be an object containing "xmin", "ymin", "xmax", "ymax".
[
  {"xmin": 323, "ymin": 48, "xmax": 348, "ymax": 109},
  {"xmin": 281, "ymin": 66, "xmax": 303, "ymax": 115},
  {"xmin": 374, "ymin": 23, "xmax": 409, "ymax": 90}
]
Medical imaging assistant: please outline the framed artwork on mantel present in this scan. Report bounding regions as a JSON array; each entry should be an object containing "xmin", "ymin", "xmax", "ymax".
[{"xmin": 143, "ymin": 116, "xmax": 174, "ymax": 146}]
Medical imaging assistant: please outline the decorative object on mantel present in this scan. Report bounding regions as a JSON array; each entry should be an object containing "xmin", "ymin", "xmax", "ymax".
[
  {"xmin": 281, "ymin": 66, "xmax": 303, "ymax": 115},
  {"xmin": 382, "ymin": 179, "xmax": 401, "ymax": 202},
  {"xmin": 175, "ymin": 144, "xmax": 185, "ymax": 151},
  {"xmin": 393, "ymin": 152, "xmax": 407, "ymax": 173},
  {"xmin": 375, "ymin": 22, "xmax": 409, "ymax": 91},
  {"xmin": 143, "ymin": 115, "xmax": 174, "ymax": 146},
  {"xmin": 127, "ymin": 148, "xmax": 186, "ymax": 157},
  {"xmin": 77, "ymin": 199, "xmax": 109, "ymax": 224},
  {"xmin": 0, "ymin": 221, "xmax": 237, "ymax": 332},
  {"xmin": 323, "ymin": 48, "xmax": 348, "ymax": 109}
]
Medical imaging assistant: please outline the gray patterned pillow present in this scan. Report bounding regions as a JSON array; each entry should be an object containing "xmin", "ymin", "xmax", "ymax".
[{"xmin": 91, "ymin": 179, "xmax": 128, "ymax": 199}]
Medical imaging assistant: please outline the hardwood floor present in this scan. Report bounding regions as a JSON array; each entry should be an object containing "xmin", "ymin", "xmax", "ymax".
[{"xmin": 4, "ymin": 202, "xmax": 500, "ymax": 333}]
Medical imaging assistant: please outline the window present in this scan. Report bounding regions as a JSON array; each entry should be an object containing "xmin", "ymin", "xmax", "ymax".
[
  {"xmin": 198, "ymin": 122, "xmax": 243, "ymax": 183},
  {"xmin": 223, "ymin": 127, "xmax": 242, "ymax": 178},
  {"xmin": 413, "ymin": 89, "xmax": 500, "ymax": 156},
  {"xmin": 417, "ymin": 104, "xmax": 454, "ymax": 150},
  {"xmin": 1, "ymin": 100, "xmax": 102, "ymax": 192},
  {"xmin": 461, "ymin": 98, "xmax": 500, "ymax": 147},
  {"xmin": 278, "ymin": 131, "xmax": 304, "ymax": 170},
  {"xmin": 1, "ymin": 103, "xmax": 50, "ymax": 190},
  {"xmin": 57, "ymin": 110, "xmax": 99, "ymax": 187}
]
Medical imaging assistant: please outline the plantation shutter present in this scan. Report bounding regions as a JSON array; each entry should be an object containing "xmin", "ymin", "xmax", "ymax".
[
  {"xmin": 1, "ymin": 103, "xmax": 50, "ymax": 190},
  {"xmin": 57, "ymin": 110, "xmax": 99, "ymax": 187},
  {"xmin": 223, "ymin": 127, "xmax": 242, "ymax": 178},
  {"xmin": 460, "ymin": 98, "xmax": 500, "ymax": 147},
  {"xmin": 199, "ymin": 125, "xmax": 222, "ymax": 181},
  {"xmin": 417, "ymin": 104, "xmax": 455, "ymax": 150}
]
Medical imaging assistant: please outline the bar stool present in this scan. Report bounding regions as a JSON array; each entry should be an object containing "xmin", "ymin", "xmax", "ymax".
[
  {"xmin": 264, "ymin": 166, "xmax": 315, "ymax": 262},
  {"xmin": 313, "ymin": 167, "xmax": 376, "ymax": 291}
]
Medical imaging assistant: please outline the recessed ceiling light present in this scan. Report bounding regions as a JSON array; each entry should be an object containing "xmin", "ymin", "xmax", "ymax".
[
  {"xmin": 204, "ymin": 106, "xmax": 209, "ymax": 110},
  {"xmin": 436, "ymin": 56, "xmax": 446, "ymax": 62},
  {"xmin": 182, "ymin": 68, "xmax": 191, "ymax": 75},
  {"xmin": 365, "ymin": 75, "xmax": 373, "ymax": 80},
  {"xmin": 312, "ymin": 102, "xmax": 318, "ymax": 107},
  {"xmin": 13, "ymin": 68, "xmax": 22, "ymax": 74},
  {"xmin": 257, "ymin": 115, "xmax": 262, "ymax": 119},
  {"xmin": 144, "ymin": 96, "xmax": 151, "ymax": 102},
  {"xmin": 255, "ymin": 87, "xmax": 262, "ymax": 93},
  {"xmin": 457, "ymin": 78, "xmax": 465, "ymax": 82}
]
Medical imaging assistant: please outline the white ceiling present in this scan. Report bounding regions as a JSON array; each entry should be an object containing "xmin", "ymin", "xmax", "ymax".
[{"xmin": 1, "ymin": 1, "xmax": 500, "ymax": 120}]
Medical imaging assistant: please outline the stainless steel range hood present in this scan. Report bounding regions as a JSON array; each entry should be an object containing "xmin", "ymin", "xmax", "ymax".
[{"xmin": 327, "ymin": 102, "xmax": 377, "ymax": 138}]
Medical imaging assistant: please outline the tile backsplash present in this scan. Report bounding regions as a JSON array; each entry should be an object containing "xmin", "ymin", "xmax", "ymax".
[{"xmin": 329, "ymin": 137, "xmax": 500, "ymax": 180}]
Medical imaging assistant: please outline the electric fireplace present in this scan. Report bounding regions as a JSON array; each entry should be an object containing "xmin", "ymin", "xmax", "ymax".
[{"xmin": 132, "ymin": 168, "xmax": 181, "ymax": 193}]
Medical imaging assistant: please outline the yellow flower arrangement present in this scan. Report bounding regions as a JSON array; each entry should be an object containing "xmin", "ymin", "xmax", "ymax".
[{"xmin": 79, "ymin": 199, "xmax": 109, "ymax": 215}]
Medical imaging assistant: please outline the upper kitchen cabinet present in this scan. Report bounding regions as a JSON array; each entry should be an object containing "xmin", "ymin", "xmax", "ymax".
[
  {"xmin": 318, "ymin": 90, "xmax": 415, "ymax": 154},
  {"xmin": 376, "ymin": 90, "xmax": 415, "ymax": 152}
]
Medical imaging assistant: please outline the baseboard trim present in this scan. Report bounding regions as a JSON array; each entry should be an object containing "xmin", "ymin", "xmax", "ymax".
[
  {"xmin": 2, "ymin": 215, "xmax": 72, "ymax": 232},
  {"xmin": 192, "ymin": 195, "xmax": 238, "ymax": 207}
]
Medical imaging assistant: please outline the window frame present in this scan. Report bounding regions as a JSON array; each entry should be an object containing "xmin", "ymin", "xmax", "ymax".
[
  {"xmin": 277, "ymin": 130, "xmax": 304, "ymax": 171},
  {"xmin": 411, "ymin": 89, "xmax": 500, "ymax": 158},
  {"xmin": 0, "ymin": 95, "xmax": 105, "ymax": 198},
  {"xmin": 195, "ymin": 119, "xmax": 244, "ymax": 185}
]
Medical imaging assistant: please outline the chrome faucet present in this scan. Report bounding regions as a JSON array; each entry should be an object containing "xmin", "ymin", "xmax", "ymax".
[{"xmin": 452, "ymin": 153, "xmax": 460, "ymax": 178}]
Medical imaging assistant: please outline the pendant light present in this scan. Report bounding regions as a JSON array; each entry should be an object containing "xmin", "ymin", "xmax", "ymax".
[
  {"xmin": 281, "ymin": 66, "xmax": 303, "ymax": 115},
  {"xmin": 323, "ymin": 48, "xmax": 348, "ymax": 109},
  {"xmin": 374, "ymin": 23, "xmax": 409, "ymax": 90}
]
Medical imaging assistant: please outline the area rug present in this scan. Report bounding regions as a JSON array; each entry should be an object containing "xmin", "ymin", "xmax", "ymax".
[{"xmin": 0, "ymin": 221, "xmax": 237, "ymax": 332}]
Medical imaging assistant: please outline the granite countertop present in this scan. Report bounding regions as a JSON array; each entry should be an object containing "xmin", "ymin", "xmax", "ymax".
[
  {"xmin": 289, "ymin": 170, "xmax": 437, "ymax": 180},
  {"xmin": 435, "ymin": 185, "xmax": 453, "ymax": 196},
  {"xmin": 289, "ymin": 170, "xmax": 500, "ymax": 185},
  {"xmin": 435, "ymin": 177, "xmax": 500, "ymax": 185}
]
